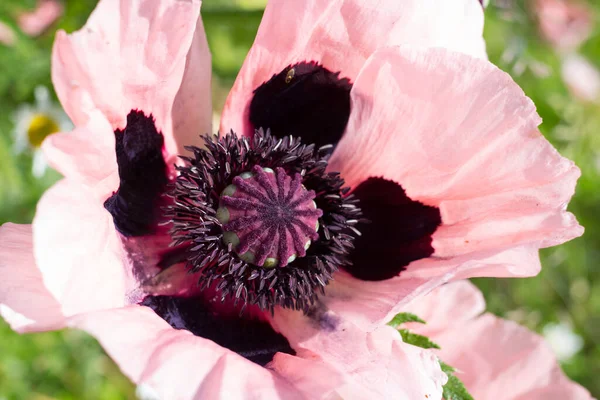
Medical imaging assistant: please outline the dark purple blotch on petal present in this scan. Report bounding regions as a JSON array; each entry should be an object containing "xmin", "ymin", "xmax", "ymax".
[
  {"xmin": 249, "ymin": 61, "xmax": 352, "ymax": 149},
  {"xmin": 306, "ymin": 302, "xmax": 340, "ymax": 332},
  {"xmin": 142, "ymin": 295, "xmax": 295, "ymax": 366},
  {"xmin": 104, "ymin": 110, "xmax": 168, "ymax": 237},
  {"xmin": 346, "ymin": 178, "xmax": 442, "ymax": 281}
]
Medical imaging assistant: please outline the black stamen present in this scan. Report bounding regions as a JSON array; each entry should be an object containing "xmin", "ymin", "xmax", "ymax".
[{"xmin": 164, "ymin": 129, "xmax": 361, "ymax": 313}]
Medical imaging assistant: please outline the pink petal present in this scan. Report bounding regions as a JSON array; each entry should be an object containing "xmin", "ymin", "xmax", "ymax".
[
  {"xmin": 269, "ymin": 353, "xmax": 348, "ymax": 398},
  {"xmin": 51, "ymin": 0, "xmax": 210, "ymax": 157},
  {"xmin": 561, "ymin": 53, "xmax": 600, "ymax": 103},
  {"xmin": 42, "ymin": 108, "xmax": 117, "ymax": 184},
  {"xmin": 69, "ymin": 305, "xmax": 303, "ymax": 400},
  {"xmin": 220, "ymin": 0, "xmax": 485, "ymax": 136},
  {"xmin": 403, "ymin": 282, "xmax": 592, "ymax": 399},
  {"xmin": 270, "ymin": 309, "xmax": 447, "ymax": 399},
  {"xmin": 323, "ymin": 245, "xmax": 542, "ymax": 329},
  {"xmin": 329, "ymin": 46, "xmax": 581, "ymax": 261},
  {"xmin": 0, "ymin": 223, "xmax": 65, "ymax": 332},
  {"xmin": 171, "ymin": 15, "xmax": 213, "ymax": 151},
  {"xmin": 436, "ymin": 314, "xmax": 592, "ymax": 399},
  {"xmin": 459, "ymin": 315, "xmax": 590, "ymax": 399},
  {"xmin": 73, "ymin": 304, "xmax": 441, "ymax": 399},
  {"xmin": 400, "ymin": 280, "xmax": 484, "ymax": 334},
  {"xmin": 33, "ymin": 179, "xmax": 128, "ymax": 317},
  {"xmin": 18, "ymin": 0, "xmax": 63, "ymax": 37},
  {"xmin": 535, "ymin": 0, "xmax": 593, "ymax": 52}
]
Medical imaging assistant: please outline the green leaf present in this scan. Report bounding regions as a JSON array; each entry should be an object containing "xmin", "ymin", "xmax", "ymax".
[
  {"xmin": 387, "ymin": 315, "xmax": 473, "ymax": 399},
  {"xmin": 440, "ymin": 362, "xmax": 455, "ymax": 374},
  {"xmin": 397, "ymin": 329, "xmax": 440, "ymax": 349},
  {"xmin": 440, "ymin": 362, "xmax": 474, "ymax": 400},
  {"xmin": 387, "ymin": 312, "xmax": 426, "ymax": 328}
]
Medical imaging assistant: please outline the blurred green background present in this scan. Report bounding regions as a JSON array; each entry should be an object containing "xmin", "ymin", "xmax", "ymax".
[{"xmin": 0, "ymin": 0, "xmax": 598, "ymax": 398}]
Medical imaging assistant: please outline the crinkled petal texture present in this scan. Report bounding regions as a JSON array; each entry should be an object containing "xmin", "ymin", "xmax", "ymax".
[
  {"xmin": 33, "ymin": 179, "xmax": 129, "ymax": 318},
  {"xmin": 51, "ymin": 0, "xmax": 211, "ymax": 157},
  {"xmin": 0, "ymin": 224, "xmax": 65, "ymax": 332},
  {"xmin": 1, "ymin": 0, "xmax": 215, "ymax": 332},
  {"xmin": 35, "ymin": 0, "xmax": 214, "ymax": 316},
  {"xmin": 1, "ymin": 188, "xmax": 447, "ymax": 399},
  {"xmin": 220, "ymin": 0, "xmax": 485, "ymax": 135},
  {"xmin": 270, "ymin": 310, "xmax": 446, "ymax": 399},
  {"xmin": 69, "ymin": 305, "xmax": 446, "ymax": 400},
  {"xmin": 2, "ymin": 1, "xmax": 448, "ymax": 394},
  {"xmin": 323, "ymin": 45, "xmax": 582, "ymax": 329},
  {"xmin": 403, "ymin": 282, "xmax": 593, "ymax": 400},
  {"xmin": 1, "ymin": 1, "xmax": 583, "ymax": 398},
  {"xmin": 69, "ymin": 306, "xmax": 304, "ymax": 400},
  {"xmin": 1, "ymin": 206, "xmax": 447, "ymax": 399},
  {"xmin": 42, "ymin": 107, "xmax": 117, "ymax": 185}
]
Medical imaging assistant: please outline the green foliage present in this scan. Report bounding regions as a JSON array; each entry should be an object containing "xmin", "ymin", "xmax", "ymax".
[
  {"xmin": 389, "ymin": 313, "xmax": 473, "ymax": 399},
  {"xmin": 397, "ymin": 329, "xmax": 441, "ymax": 350},
  {"xmin": 440, "ymin": 362, "xmax": 474, "ymax": 400},
  {"xmin": 0, "ymin": 321, "xmax": 135, "ymax": 399},
  {"xmin": 387, "ymin": 312, "xmax": 426, "ymax": 328},
  {"xmin": 203, "ymin": 8, "xmax": 263, "ymax": 80}
]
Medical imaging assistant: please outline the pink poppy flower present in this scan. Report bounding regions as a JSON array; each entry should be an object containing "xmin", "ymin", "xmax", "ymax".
[
  {"xmin": 534, "ymin": 0, "xmax": 593, "ymax": 52},
  {"xmin": 402, "ymin": 281, "xmax": 593, "ymax": 399},
  {"xmin": 561, "ymin": 53, "xmax": 600, "ymax": 103},
  {"xmin": 18, "ymin": 0, "xmax": 63, "ymax": 37},
  {"xmin": 0, "ymin": 0, "xmax": 582, "ymax": 398},
  {"xmin": 221, "ymin": 0, "xmax": 581, "ymax": 330}
]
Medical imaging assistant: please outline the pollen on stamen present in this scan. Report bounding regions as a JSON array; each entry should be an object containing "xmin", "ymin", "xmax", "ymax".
[{"xmin": 217, "ymin": 165, "xmax": 322, "ymax": 268}]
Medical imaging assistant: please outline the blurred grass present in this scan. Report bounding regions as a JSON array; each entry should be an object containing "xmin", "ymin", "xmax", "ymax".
[
  {"xmin": 0, "ymin": 323, "xmax": 135, "ymax": 399},
  {"xmin": 0, "ymin": 0, "xmax": 598, "ymax": 398}
]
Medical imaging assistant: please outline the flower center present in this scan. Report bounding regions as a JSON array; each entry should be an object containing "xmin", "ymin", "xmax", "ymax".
[
  {"xmin": 167, "ymin": 131, "xmax": 361, "ymax": 312},
  {"xmin": 216, "ymin": 165, "xmax": 322, "ymax": 268},
  {"xmin": 27, "ymin": 113, "xmax": 60, "ymax": 148}
]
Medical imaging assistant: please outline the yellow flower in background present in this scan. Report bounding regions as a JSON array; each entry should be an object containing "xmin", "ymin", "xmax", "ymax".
[{"xmin": 12, "ymin": 86, "xmax": 72, "ymax": 177}]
